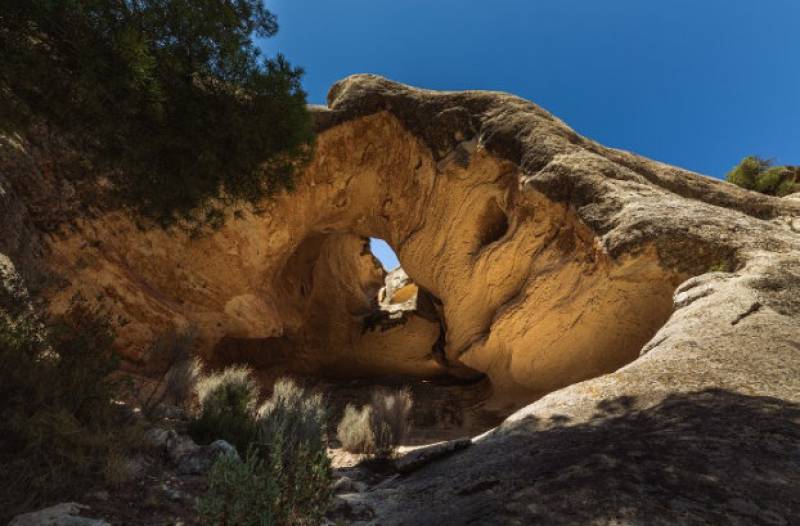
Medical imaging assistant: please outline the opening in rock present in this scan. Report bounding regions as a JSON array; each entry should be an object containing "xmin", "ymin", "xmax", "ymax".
[
  {"xmin": 211, "ymin": 232, "xmax": 496, "ymax": 445},
  {"xmin": 369, "ymin": 237, "xmax": 400, "ymax": 270},
  {"xmin": 202, "ymin": 118, "xmax": 688, "ymax": 449}
]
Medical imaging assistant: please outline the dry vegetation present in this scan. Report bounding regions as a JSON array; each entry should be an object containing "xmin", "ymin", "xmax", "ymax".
[
  {"xmin": 337, "ymin": 387, "xmax": 413, "ymax": 457},
  {"xmin": 0, "ymin": 285, "xmax": 335, "ymax": 524}
]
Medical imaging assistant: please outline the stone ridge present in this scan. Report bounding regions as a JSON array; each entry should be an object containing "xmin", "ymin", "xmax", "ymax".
[{"xmin": 315, "ymin": 74, "xmax": 799, "ymax": 223}]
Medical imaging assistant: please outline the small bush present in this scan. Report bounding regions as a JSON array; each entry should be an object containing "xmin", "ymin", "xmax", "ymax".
[
  {"xmin": 726, "ymin": 156, "xmax": 799, "ymax": 197},
  {"xmin": 370, "ymin": 388, "xmax": 414, "ymax": 457},
  {"xmin": 337, "ymin": 388, "xmax": 413, "ymax": 458},
  {"xmin": 188, "ymin": 366, "xmax": 260, "ymax": 455},
  {"xmin": 163, "ymin": 356, "xmax": 202, "ymax": 410},
  {"xmin": 198, "ymin": 378, "xmax": 332, "ymax": 525},
  {"xmin": 258, "ymin": 378, "xmax": 328, "ymax": 456},
  {"xmin": 254, "ymin": 379, "xmax": 332, "ymax": 525},
  {"xmin": 198, "ymin": 449, "xmax": 279, "ymax": 526},
  {"xmin": 337, "ymin": 404, "xmax": 375, "ymax": 454}
]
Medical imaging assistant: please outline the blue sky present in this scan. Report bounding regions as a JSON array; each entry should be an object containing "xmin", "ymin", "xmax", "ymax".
[{"xmin": 262, "ymin": 1, "xmax": 800, "ymax": 270}]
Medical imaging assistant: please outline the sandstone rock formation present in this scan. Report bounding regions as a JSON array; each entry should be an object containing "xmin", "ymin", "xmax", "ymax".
[{"xmin": 2, "ymin": 75, "xmax": 799, "ymax": 523}]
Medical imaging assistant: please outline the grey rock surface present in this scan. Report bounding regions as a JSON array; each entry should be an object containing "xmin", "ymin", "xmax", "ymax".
[
  {"xmin": 165, "ymin": 431, "xmax": 199, "ymax": 463},
  {"xmin": 142, "ymin": 427, "xmax": 172, "ymax": 450},
  {"xmin": 2, "ymin": 76, "xmax": 799, "ymax": 525},
  {"xmin": 393, "ymin": 437, "xmax": 472, "ymax": 474},
  {"xmin": 8, "ymin": 503, "xmax": 109, "ymax": 526},
  {"xmin": 175, "ymin": 439, "xmax": 239, "ymax": 475}
]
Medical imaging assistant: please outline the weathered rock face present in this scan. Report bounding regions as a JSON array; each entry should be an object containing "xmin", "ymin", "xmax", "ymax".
[
  {"xmin": 2, "ymin": 75, "xmax": 800, "ymax": 524},
  {"xmin": 3, "ymin": 77, "xmax": 800, "ymax": 401},
  {"xmin": 12, "ymin": 76, "xmax": 793, "ymax": 402}
]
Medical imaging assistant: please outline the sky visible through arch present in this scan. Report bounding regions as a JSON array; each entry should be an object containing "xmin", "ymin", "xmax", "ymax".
[
  {"xmin": 262, "ymin": 0, "xmax": 800, "ymax": 270},
  {"xmin": 370, "ymin": 238, "xmax": 399, "ymax": 271}
]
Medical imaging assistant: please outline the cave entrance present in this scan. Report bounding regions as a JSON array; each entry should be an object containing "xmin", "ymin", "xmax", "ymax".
[
  {"xmin": 202, "ymin": 110, "xmax": 689, "ymax": 451},
  {"xmin": 213, "ymin": 231, "xmax": 499, "ymax": 445}
]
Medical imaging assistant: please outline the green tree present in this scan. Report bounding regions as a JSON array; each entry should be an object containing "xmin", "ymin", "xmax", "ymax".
[
  {"xmin": 726, "ymin": 156, "xmax": 799, "ymax": 197},
  {"xmin": 0, "ymin": 1, "xmax": 313, "ymax": 223}
]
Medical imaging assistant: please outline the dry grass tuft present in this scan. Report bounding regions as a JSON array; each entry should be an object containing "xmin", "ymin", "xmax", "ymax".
[
  {"xmin": 337, "ymin": 387, "xmax": 413, "ymax": 458},
  {"xmin": 337, "ymin": 404, "xmax": 375, "ymax": 454}
]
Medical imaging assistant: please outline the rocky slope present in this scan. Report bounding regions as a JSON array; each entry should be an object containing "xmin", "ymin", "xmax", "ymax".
[{"xmin": 2, "ymin": 75, "xmax": 799, "ymax": 524}]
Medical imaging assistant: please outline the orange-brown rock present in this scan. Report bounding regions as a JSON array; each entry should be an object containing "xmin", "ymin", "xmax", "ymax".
[{"xmin": 3, "ymin": 76, "xmax": 800, "ymax": 404}]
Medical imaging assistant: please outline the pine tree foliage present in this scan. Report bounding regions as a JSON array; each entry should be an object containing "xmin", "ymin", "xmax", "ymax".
[
  {"xmin": 726, "ymin": 156, "xmax": 799, "ymax": 197},
  {"xmin": 0, "ymin": 1, "xmax": 314, "ymax": 223}
]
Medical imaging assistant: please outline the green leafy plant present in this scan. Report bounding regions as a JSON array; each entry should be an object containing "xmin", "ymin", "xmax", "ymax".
[
  {"xmin": 198, "ymin": 378, "xmax": 333, "ymax": 525},
  {"xmin": 198, "ymin": 449, "xmax": 279, "ymax": 526},
  {"xmin": 254, "ymin": 379, "xmax": 332, "ymax": 525},
  {"xmin": 726, "ymin": 156, "xmax": 799, "ymax": 197},
  {"xmin": 1, "ymin": 1, "xmax": 314, "ymax": 224},
  {"xmin": 188, "ymin": 365, "xmax": 260, "ymax": 454}
]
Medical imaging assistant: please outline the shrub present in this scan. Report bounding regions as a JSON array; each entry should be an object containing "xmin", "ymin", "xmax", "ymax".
[
  {"xmin": 726, "ymin": 156, "xmax": 799, "ymax": 197},
  {"xmin": 0, "ymin": 296, "xmax": 135, "ymax": 521},
  {"xmin": 257, "ymin": 378, "xmax": 328, "ymax": 456},
  {"xmin": 337, "ymin": 404, "xmax": 375, "ymax": 454},
  {"xmin": 198, "ymin": 378, "xmax": 333, "ymax": 525},
  {"xmin": 163, "ymin": 356, "xmax": 202, "ymax": 410},
  {"xmin": 254, "ymin": 379, "xmax": 332, "ymax": 525},
  {"xmin": 198, "ymin": 449, "xmax": 279, "ymax": 526},
  {"xmin": 369, "ymin": 388, "xmax": 414, "ymax": 457},
  {"xmin": 337, "ymin": 388, "xmax": 413, "ymax": 458},
  {"xmin": 188, "ymin": 366, "xmax": 260, "ymax": 455}
]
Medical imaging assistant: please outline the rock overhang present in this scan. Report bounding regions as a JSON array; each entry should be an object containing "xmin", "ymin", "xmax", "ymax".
[{"xmin": 2, "ymin": 74, "xmax": 798, "ymax": 404}]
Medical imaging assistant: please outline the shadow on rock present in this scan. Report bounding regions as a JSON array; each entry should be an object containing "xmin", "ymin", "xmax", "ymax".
[{"xmin": 366, "ymin": 389, "xmax": 800, "ymax": 526}]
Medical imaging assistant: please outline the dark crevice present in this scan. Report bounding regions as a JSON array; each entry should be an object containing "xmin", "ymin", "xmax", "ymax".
[
  {"xmin": 476, "ymin": 199, "xmax": 509, "ymax": 249},
  {"xmin": 731, "ymin": 302, "xmax": 762, "ymax": 325}
]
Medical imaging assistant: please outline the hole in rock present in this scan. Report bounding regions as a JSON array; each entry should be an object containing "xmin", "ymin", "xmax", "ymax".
[{"xmin": 369, "ymin": 237, "xmax": 400, "ymax": 270}]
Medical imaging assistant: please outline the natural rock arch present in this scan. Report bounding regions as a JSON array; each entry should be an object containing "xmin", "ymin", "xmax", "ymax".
[
  {"xmin": 4, "ymin": 75, "xmax": 798, "ymax": 409},
  {"xmin": 211, "ymin": 108, "xmax": 689, "ymax": 404},
  {"xmin": 3, "ymin": 75, "xmax": 799, "ymax": 525}
]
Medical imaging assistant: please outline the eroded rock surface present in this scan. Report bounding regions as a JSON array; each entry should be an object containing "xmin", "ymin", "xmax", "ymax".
[{"xmin": 2, "ymin": 75, "xmax": 799, "ymax": 524}]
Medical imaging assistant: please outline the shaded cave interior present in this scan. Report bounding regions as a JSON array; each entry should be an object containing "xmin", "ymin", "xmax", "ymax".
[{"xmin": 210, "ymin": 232, "xmax": 504, "ymax": 442}]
